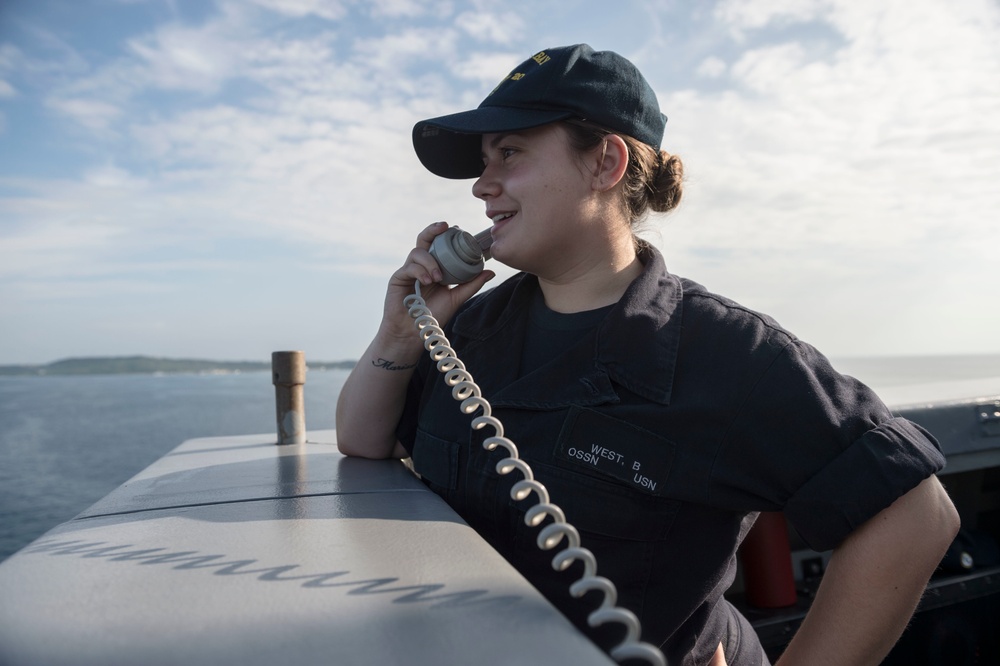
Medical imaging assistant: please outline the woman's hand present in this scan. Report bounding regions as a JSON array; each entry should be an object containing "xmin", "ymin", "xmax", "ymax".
[
  {"xmin": 379, "ymin": 221, "xmax": 495, "ymax": 346},
  {"xmin": 336, "ymin": 221, "xmax": 494, "ymax": 460}
]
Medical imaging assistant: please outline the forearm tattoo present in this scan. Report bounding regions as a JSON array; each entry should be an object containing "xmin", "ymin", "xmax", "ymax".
[{"xmin": 372, "ymin": 357, "xmax": 416, "ymax": 371}]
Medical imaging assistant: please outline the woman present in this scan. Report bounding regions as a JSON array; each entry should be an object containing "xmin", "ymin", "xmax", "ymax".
[{"xmin": 336, "ymin": 44, "xmax": 959, "ymax": 666}]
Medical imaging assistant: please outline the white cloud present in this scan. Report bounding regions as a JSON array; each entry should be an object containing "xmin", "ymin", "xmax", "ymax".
[
  {"xmin": 351, "ymin": 28, "xmax": 462, "ymax": 74},
  {"xmin": 449, "ymin": 50, "xmax": 522, "ymax": 88},
  {"xmin": 715, "ymin": 0, "xmax": 835, "ymax": 37},
  {"xmin": 124, "ymin": 18, "xmax": 248, "ymax": 92},
  {"xmin": 696, "ymin": 56, "xmax": 727, "ymax": 79},
  {"xmin": 0, "ymin": 43, "xmax": 20, "ymax": 69},
  {"xmin": 367, "ymin": 0, "xmax": 439, "ymax": 19},
  {"xmin": 44, "ymin": 97, "xmax": 123, "ymax": 130},
  {"xmin": 454, "ymin": 11, "xmax": 525, "ymax": 44},
  {"xmin": 82, "ymin": 164, "xmax": 148, "ymax": 189},
  {"xmin": 0, "ymin": 214, "xmax": 125, "ymax": 283},
  {"xmin": 242, "ymin": 0, "xmax": 348, "ymax": 20}
]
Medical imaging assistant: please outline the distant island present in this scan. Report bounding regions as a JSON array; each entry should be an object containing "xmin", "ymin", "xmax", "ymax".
[{"xmin": 0, "ymin": 356, "xmax": 357, "ymax": 377}]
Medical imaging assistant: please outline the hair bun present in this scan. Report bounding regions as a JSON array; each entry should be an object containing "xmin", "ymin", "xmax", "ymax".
[{"xmin": 649, "ymin": 151, "xmax": 684, "ymax": 213}]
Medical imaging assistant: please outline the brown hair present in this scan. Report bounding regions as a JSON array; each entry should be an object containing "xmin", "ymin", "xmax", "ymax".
[{"xmin": 561, "ymin": 119, "xmax": 684, "ymax": 225}]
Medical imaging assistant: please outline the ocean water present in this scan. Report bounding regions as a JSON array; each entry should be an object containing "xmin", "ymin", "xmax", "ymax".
[
  {"xmin": 2, "ymin": 355, "xmax": 999, "ymax": 563},
  {"xmin": 0, "ymin": 369, "xmax": 348, "ymax": 562}
]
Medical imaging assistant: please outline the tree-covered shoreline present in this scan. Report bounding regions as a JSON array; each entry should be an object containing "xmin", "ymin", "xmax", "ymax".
[{"xmin": 0, "ymin": 356, "xmax": 356, "ymax": 377}]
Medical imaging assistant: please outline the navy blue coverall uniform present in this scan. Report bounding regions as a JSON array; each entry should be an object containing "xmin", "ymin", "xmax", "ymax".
[{"xmin": 397, "ymin": 244, "xmax": 945, "ymax": 666}]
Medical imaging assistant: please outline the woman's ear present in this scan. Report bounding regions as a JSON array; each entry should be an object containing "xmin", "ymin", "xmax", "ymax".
[{"xmin": 592, "ymin": 134, "xmax": 629, "ymax": 192}]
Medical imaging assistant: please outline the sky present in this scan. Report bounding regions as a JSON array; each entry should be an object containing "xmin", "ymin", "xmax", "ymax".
[{"xmin": 1, "ymin": 0, "xmax": 998, "ymax": 366}]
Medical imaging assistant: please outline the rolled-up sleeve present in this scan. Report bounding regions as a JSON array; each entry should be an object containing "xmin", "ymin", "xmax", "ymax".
[
  {"xmin": 783, "ymin": 417, "xmax": 945, "ymax": 551},
  {"xmin": 712, "ymin": 338, "xmax": 946, "ymax": 552}
]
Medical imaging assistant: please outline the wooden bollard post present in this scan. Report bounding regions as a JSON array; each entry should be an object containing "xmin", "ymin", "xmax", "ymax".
[{"xmin": 272, "ymin": 351, "xmax": 306, "ymax": 445}]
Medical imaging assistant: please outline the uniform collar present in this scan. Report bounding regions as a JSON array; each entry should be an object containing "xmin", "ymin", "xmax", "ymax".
[
  {"xmin": 451, "ymin": 244, "xmax": 682, "ymax": 406},
  {"xmin": 595, "ymin": 245, "xmax": 682, "ymax": 405}
]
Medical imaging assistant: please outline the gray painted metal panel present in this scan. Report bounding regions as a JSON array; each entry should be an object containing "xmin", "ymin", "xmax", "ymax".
[
  {"xmin": 0, "ymin": 431, "xmax": 613, "ymax": 666},
  {"xmin": 77, "ymin": 432, "xmax": 425, "ymax": 518}
]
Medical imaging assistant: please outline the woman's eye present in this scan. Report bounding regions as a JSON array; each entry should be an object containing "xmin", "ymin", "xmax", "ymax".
[{"xmin": 501, "ymin": 147, "xmax": 516, "ymax": 160}]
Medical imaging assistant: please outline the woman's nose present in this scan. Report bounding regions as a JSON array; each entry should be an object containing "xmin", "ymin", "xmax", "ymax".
[{"xmin": 472, "ymin": 164, "xmax": 500, "ymax": 200}]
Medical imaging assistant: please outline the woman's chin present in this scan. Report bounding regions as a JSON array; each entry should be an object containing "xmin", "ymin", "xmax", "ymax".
[{"xmin": 487, "ymin": 239, "xmax": 509, "ymax": 263}]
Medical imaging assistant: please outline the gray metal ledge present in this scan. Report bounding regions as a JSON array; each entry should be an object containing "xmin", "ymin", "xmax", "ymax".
[{"xmin": 0, "ymin": 430, "xmax": 613, "ymax": 666}]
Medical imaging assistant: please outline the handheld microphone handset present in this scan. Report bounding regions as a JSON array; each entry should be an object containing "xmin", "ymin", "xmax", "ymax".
[{"xmin": 428, "ymin": 226, "xmax": 494, "ymax": 284}]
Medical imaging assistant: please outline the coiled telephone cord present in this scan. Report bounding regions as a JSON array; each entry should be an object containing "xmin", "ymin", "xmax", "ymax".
[{"xmin": 405, "ymin": 284, "xmax": 667, "ymax": 666}]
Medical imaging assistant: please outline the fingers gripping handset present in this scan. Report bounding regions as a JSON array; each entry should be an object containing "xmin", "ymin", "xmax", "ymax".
[{"xmin": 428, "ymin": 226, "xmax": 493, "ymax": 285}]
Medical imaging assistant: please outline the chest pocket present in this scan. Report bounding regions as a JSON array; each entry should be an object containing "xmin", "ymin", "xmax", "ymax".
[{"xmin": 534, "ymin": 406, "xmax": 680, "ymax": 541}]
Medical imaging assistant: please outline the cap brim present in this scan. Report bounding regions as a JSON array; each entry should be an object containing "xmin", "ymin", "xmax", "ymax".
[{"xmin": 413, "ymin": 106, "xmax": 573, "ymax": 179}]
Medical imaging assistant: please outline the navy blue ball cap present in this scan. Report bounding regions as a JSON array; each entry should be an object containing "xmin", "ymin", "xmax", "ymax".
[{"xmin": 413, "ymin": 44, "xmax": 668, "ymax": 179}]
